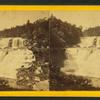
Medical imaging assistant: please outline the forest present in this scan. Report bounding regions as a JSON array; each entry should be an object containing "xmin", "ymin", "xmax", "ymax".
[{"xmin": 84, "ymin": 26, "xmax": 100, "ymax": 36}]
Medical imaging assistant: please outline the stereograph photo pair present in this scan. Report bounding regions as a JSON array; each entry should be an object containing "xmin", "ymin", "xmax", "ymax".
[{"xmin": 0, "ymin": 7, "xmax": 99, "ymax": 94}]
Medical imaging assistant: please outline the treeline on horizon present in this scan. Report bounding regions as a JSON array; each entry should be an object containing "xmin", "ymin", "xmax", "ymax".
[
  {"xmin": 0, "ymin": 16, "xmax": 82, "ymax": 40},
  {"xmin": 84, "ymin": 26, "xmax": 100, "ymax": 36},
  {"xmin": 0, "ymin": 16, "xmax": 99, "ymax": 38}
]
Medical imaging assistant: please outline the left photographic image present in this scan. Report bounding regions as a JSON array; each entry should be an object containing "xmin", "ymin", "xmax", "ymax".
[{"xmin": 0, "ymin": 11, "xmax": 49, "ymax": 91}]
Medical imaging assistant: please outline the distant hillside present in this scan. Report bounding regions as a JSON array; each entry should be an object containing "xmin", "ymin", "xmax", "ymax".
[
  {"xmin": 0, "ymin": 20, "xmax": 34, "ymax": 38},
  {"xmin": 84, "ymin": 26, "xmax": 100, "ymax": 36}
]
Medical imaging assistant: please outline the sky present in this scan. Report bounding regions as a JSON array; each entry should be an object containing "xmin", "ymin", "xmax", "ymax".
[
  {"xmin": 0, "ymin": 11, "xmax": 49, "ymax": 30},
  {"xmin": 0, "ymin": 11, "xmax": 100, "ymax": 30},
  {"xmin": 51, "ymin": 11, "xmax": 100, "ymax": 30}
]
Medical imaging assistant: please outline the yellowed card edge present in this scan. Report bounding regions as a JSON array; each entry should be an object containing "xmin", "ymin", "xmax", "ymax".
[{"xmin": 0, "ymin": 5, "xmax": 99, "ymax": 97}]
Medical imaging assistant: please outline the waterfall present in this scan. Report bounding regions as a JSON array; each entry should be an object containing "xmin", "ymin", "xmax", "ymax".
[
  {"xmin": 0, "ymin": 37, "xmax": 34, "ymax": 79},
  {"xmin": 61, "ymin": 36, "xmax": 100, "ymax": 78},
  {"xmin": 0, "ymin": 38, "xmax": 25, "ymax": 49},
  {"xmin": 10, "ymin": 38, "xmax": 24, "ymax": 49}
]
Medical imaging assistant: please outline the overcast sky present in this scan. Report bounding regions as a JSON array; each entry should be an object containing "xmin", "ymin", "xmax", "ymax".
[
  {"xmin": 51, "ymin": 11, "xmax": 100, "ymax": 30},
  {"xmin": 0, "ymin": 11, "xmax": 100, "ymax": 30},
  {"xmin": 0, "ymin": 11, "xmax": 49, "ymax": 30}
]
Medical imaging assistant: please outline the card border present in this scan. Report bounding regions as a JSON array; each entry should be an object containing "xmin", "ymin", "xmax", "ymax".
[{"xmin": 0, "ymin": 5, "xmax": 99, "ymax": 97}]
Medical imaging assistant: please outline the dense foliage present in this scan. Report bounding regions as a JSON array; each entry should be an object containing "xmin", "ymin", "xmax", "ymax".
[
  {"xmin": 49, "ymin": 16, "xmax": 82, "ymax": 90},
  {"xmin": 53, "ymin": 72, "xmax": 93, "ymax": 90},
  {"xmin": 84, "ymin": 26, "xmax": 100, "ymax": 36},
  {"xmin": 0, "ymin": 20, "xmax": 34, "ymax": 38}
]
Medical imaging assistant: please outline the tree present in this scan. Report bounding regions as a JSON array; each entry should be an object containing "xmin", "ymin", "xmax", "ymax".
[
  {"xmin": 49, "ymin": 16, "xmax": 82, "ymax": 90},
  {"xmin": 84, "ymin": 26, "xmax": 100, "ymax": 36}
]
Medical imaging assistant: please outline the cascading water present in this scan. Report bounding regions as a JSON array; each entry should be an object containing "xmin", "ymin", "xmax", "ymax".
[
  {"xmin": 0, "ymin": 38, "xmax": 25, "ymax": 49},
  {"xmin": 0, "ymin": 37, "xmax": 35, "ymax": 79},
  {"xmin": 61, "ymin": 36, "xmax": 100, "ymax": 79}
]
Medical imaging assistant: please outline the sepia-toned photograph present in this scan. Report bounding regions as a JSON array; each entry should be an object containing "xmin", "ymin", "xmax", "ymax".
[
  {"xmin": 0, "ymin": 11, "xmax": 49, "ymax": 91},
  {"xmin": 50, "ymin": 11, "xmax": 100, "ymax": 90},
  {"xmin": 0, "ymin": 10, "xmax": 100, "ymax": 91}
]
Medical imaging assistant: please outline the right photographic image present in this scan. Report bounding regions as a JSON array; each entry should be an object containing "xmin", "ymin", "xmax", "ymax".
[{"xmin": 50, "ymin": 11, "xmax": 100, "ymax": 90}]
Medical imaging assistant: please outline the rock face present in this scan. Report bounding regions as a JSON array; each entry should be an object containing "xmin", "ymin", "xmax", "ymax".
[
  {"xmin": 61, "ymin": 36, "xmax": 100, "ymax": 78},
  {"xmin": 0, "ymin": 37, "xmax": 35, "ymax": 79}
]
